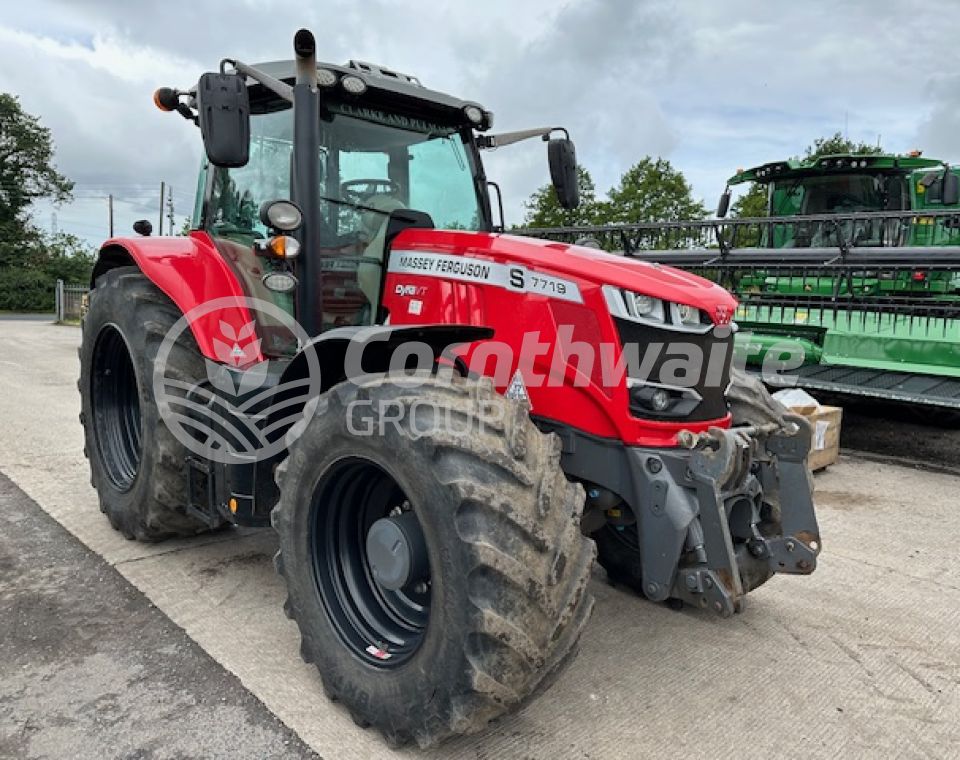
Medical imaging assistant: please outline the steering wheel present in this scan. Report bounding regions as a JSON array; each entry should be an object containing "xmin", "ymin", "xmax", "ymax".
[{"xmin": 341, "ymin": 179, "xmax": 401, "ymax": 205}]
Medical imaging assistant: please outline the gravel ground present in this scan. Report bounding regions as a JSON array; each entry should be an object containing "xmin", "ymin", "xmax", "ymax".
[{"xmin": 0, "ymin": 318, "xmax": 958, "ymax": 759}]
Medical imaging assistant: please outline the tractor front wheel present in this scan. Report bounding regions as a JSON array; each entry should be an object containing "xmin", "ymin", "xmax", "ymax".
[{"xmin": 272, "ymin": 375, "xmax": 596, "ymax": 747}]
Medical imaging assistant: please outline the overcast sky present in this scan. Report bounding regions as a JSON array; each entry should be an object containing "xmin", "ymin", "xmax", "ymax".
[{"xmin": 1, "ymin": 0, "xmax": 958, "ymax": 245}]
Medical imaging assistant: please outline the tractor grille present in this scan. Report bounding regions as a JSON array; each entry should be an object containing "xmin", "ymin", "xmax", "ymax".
[{"xmin": 613, "ymin": 318, "xmax": 732, "ymax": 422}]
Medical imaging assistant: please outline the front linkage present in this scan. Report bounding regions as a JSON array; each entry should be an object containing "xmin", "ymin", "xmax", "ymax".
[
  {"xmin": 555, "ymin": 370, "xmax": 820, "ymax": 617},
  {"xmin": 673, "ymin": 418, "xmax": 820, "ymax": 615}
]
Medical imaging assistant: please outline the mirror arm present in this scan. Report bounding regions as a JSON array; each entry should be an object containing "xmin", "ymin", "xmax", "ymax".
[
  {"xmin": 222, "ymin": 58, "xmax": 294, "ymax": 103},
  {"xmin": 478, "ymin": 126, "xmax": 568, "ymax": 150}
]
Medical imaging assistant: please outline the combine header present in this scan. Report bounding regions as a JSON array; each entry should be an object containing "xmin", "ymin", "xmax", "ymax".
[{"xmin": 524, "ymin": 154, "xmax": 960, "ymax": 411}]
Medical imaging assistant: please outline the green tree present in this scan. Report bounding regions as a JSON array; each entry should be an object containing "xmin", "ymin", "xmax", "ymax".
[
  {"xmin": 731, "ymin": 182, "xmax": 768, "ymax": 218},
  {"xmin": 0, "ymin": 232, "xmax": 93, "ymax": 311},
  {"xmin": 43, "ymin": 232, "xmax": 95, "ymax": 282},
  {"xmin": 0, "ymin": 93, "xmax": 90, "ymax": 311},
  {"xmin": 0, "ymin": 93, "xmax": 73, "ymax": 236},
  {"xmin": 599, "ymin": 157, "xmax": 706, "ymax": 249},
  {"xmin": 522, "ymin": 166, "xmax": 602, "ymax": 228},
  {"xmin": 803, "ymin": 132, "xmax": 883, "ymax": 160},
  {"xmin": 602, "ymin": 157, "xmax": 707, "ymax": 224}
]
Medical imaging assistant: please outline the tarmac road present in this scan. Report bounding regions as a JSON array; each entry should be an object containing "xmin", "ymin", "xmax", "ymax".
[
  {"xmin": 0, "ymin": 472, "xmax": 318, "ymax": 759},
  {"xmin": 0, "ymin": 319, "xmax": 958, "ymax": 759}
]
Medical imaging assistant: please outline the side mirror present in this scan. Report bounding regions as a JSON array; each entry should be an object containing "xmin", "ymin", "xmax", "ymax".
[
  {"xmin": 133, "ymin": 219, "xmax": 153, "ymax": 236},
  {"xmin": 717, "ymin": 187, "xmax": 732, "ymax": 218},
  {"xmin": 943, "ymin": 169, "xmax": 959, "ymax": 206},
  {"xmin": 196, "ymin": 72, "xmax": 250, "ymax": 168},
  {"xmin": 548, "ymin": 138, "xmax": 579, "ymax": 210}
]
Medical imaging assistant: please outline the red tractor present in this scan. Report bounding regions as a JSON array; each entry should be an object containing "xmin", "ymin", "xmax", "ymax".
[{"xmin": 78, "ymin": 30, "xmax": 820, "ymax": 748}]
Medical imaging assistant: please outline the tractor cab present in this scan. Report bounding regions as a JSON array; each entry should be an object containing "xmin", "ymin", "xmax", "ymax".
[{"xmin": 168, "ymin": 49, "xmax": 578, "ymax": 339}]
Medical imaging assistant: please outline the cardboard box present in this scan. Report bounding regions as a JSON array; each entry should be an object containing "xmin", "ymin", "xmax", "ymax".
[{"xmin": 791, "ymin": 405, "xmax": 843, "ymax": 471}]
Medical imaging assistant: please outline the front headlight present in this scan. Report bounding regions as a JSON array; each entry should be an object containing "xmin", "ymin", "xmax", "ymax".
[
  {"xmin": 627, "ymin": 292, "xmax": 665, "ymax": 322},
  {"xmin": 603, "ymin": 285, "xmax": 710, "ymax": 332},
  {"xmin": 672, "ymin": 301, "xmax": 704, "ymax": 328}
]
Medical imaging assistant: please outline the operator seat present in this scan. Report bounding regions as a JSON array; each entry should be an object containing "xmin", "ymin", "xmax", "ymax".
[{"xmin": 357, "ymin": 194, "xmax": 406, "ymax": 308}]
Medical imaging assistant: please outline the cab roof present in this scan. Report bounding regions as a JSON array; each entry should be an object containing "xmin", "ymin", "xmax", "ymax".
[
  {"xmin": 727, "ymin": 153, "xmax": 946, "ymax": 185},
  {"xmin": 243, "ymin": 59, "xmax": 491, "ymax": 129}
]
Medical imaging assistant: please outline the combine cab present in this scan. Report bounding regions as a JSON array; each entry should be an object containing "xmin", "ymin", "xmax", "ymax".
[{"xmin": 525, "ymin": 153, "xmax": 960, "ymax": 411}]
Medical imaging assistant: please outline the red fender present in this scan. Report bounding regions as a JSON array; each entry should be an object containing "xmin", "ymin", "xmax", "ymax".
[{"xmin": 94, "ymin": 231, "xmax": 261, "ymax": 363}]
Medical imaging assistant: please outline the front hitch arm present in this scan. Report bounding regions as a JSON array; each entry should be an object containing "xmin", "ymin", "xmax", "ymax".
[
  {"xmin": 666, "ymin": 418, "xmax": 821, "ymax": 616},
  {"xmin": 760, "ymin": 415, "xmax": 822, "ymax": 574}
]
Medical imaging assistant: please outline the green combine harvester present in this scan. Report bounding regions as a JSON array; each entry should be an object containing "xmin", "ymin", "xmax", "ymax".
[{"xmin": 524, "ymin": 152, "xmax": 960, "ymax": 412}]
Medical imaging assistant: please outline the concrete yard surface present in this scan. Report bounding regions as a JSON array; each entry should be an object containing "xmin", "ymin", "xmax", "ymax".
[
  {"xmin": 0, "ymin": 472, "xmax": 318, "ymax": 759},
  {"xmin": 0, "ymin": 318, "xmax": 958, "ymax": 759}
]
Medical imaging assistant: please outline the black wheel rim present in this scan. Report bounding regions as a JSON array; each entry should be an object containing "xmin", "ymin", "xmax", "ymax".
[
  {"xmin": 309, "ymin": 457, "xmax": 430, "ymax": 669},
  {"xmin": 90, "ymin": 325, "xmax": 143, "ymax": 491}
]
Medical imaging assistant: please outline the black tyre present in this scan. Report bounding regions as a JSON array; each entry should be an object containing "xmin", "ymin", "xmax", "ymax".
[
  {"xmin": 594, "ymin": 521, "xmax": 646, "ymax": 593},
  {"xmin": 272, "ymin": 374, "xmax": 595, "ymax": 748},
  {"xmin": 79, "ymin": 266, "xmax": 223, "ymax": 541}
]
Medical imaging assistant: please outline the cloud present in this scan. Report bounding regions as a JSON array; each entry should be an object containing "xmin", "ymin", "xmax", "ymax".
[
  {"xmin": 2, "ymin": 0, "xmax": 960, "ymax": 242},
  {"xmin": 0, "ymin": 24, "xmax": 202, "ymax": 239},
  {"xmin": 917, "ymin": 73, "xmax": 960, "ymax": 161},
  {"xmin": 457, "ymin": 0, "xmax": 682, "ymax": 223}
]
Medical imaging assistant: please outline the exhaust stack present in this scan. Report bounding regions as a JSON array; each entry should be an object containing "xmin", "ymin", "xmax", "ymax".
[
  {"xmin": 294, "ymin": 29, "xmax": 318, "ymax": 89},
  {"xmin": 291, "ymin": 28, "xmax": 321, "ymax": 335}
]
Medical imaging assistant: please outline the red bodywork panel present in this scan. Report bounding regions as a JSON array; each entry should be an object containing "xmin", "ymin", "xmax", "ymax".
[
  {"xmin": 105, "ymin": 227, "xmax": 738, "ymax": 448},
  {"xmin": 98, "ymin": 231, "xmax": 263, "ymax": 363},
  {"xmin": 382, "ymin": 230, "xmax": 738, "ymax": 448}
]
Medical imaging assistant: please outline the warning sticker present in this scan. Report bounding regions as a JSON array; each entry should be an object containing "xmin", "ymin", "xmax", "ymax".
[
  {"xmin": 365, "ymin": 644, "xmax": 392, "ymax": 660},
  {"xmin": 505, "ymin": 370, "xmax": 529, "ymax": 403},
  {"xmin": 388, "ymin": 250, "xmax": 583, "ymax": 303}
]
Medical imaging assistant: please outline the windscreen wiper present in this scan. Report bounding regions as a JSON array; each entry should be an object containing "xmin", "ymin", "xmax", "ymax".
[{"xmin": 318, "ymin": 195, "xmax": 392, "ymax": 217}]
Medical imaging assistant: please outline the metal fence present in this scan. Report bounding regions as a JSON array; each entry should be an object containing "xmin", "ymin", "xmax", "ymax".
[
  {"xmin": 520, "ymin": 209, "xmax": 960, "ymax": 255},
  {"xmin": 518, "ymin": 211, "xmax": 960, "ymax": 328},
  {"xmin": 520, "ymin": 211, "xmax": 960, "ymax": 408},
  {"xmin": 55, "ymin": 280, "xmax": 89, "ymax": 323}
]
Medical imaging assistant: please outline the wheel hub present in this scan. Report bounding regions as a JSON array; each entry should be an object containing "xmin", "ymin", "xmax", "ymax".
[
  {"xmin": 310, "ymin": 458, "xmax": 431, "ymax": 668},
  {"xmin": 366, "ymin": 513, "xmax": 429, "ymax": 591}
]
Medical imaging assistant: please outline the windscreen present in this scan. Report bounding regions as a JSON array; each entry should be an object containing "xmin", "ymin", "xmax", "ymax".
[
  {"xmin": 767, "ymin": 172, "xmax": 909, "ymax": 247},
  {"xmin": 204, "ymin": 101, "xmax": 485, "ymax": 332}
]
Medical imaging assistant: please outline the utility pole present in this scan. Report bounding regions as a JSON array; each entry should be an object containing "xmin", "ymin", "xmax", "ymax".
[
  {"xmin": 166, "ymin": 186, "xmax": 175, "ymax": 235},
  {"xmin": 108, "ymin": 194, "xmax": 114, "ymax": 237},
  {"xmin": 50, "ymin": 211, "xmax": 58, "ymax": 236},
  {"xmin": 159, "ymin": 181, "xmax": 165, "ymax": 235}
]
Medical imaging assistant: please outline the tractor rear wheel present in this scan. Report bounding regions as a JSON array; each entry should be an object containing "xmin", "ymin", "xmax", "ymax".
[
  {"xmin": 79, "ymin": 266, "xmax": 222, "ymax": 541},
  {"xmin": 272, "ymin": 374, "xmax": 596, "ymax": 748}
]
